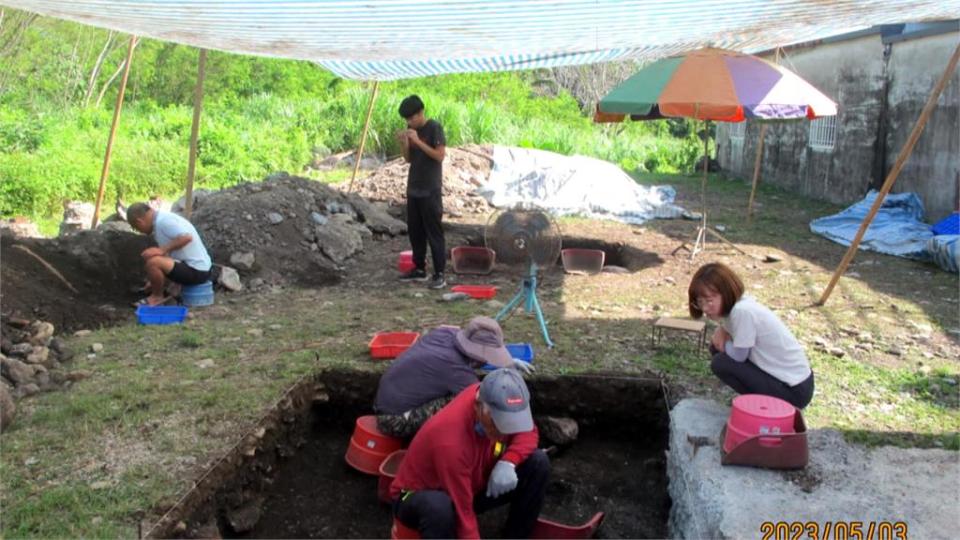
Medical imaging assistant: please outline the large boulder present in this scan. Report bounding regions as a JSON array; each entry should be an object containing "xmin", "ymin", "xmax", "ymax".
[{"xmin": 1, "ymin": 355, "xmax": 35, "ymax": 386}]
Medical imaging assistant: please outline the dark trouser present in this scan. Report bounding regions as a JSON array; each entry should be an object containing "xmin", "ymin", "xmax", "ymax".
[
  {"xmin": 393, "ymin": 449, "xmax": 550, "ymax": 539},
  {"xmin": 407, "ymin": 193, "xmax": 445, "ymax": 275},
  {"xmin": 710, "ymin": 347, "xmax": 815, "ymax": 409}
]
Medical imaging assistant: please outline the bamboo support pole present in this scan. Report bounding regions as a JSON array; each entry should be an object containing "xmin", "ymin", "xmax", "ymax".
[
  {"xmin": 91, "ymin": 35, "xmax": 137, "ymax": 228},
  {"xmin": 184, "ymin": 48, "xmax": 208, "ymax": 218},
  {"xmin": 746, "ymin": 123, "xmax": 768, "ymax": 222},
  {"xmin": 348, "ymin": 80, "xmax": 380, "ymax": 193},
  {"xmin": 818, "ymin": 42, "xmax": 960, "ymax": 306}
]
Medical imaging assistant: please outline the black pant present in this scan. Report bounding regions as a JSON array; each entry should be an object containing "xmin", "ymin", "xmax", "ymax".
[
  {"xmin": 710, "ymin": 347, "xmax": 815, "ymax": 409},
  {"xmin": 393, "ymin": 450, "xmax": 550, "ymax": 539},
  {"xmin": 407, "ymin": 194, "xmax": 445, "ymax": 275}
]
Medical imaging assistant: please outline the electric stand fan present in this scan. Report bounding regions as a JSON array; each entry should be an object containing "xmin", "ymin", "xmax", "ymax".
[{"xmin": 484, "ymin": 207, "xmax": 562, "ymax": 348}]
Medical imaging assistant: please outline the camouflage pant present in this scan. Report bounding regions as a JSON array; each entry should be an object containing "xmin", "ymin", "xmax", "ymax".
[{"xmin": 376, "ymin": 395, "xmax": 453, "ymax": 439}]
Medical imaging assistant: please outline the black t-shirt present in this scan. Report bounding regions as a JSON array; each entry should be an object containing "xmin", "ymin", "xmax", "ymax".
[{"xmin": 407, "ymin": 119, "xmax": 446, "ymax": 198}]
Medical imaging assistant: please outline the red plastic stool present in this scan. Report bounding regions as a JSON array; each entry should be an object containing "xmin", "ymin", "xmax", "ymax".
[{"xmin": 391, "ymin": 518, "xmax": 421, "ymax": 539}]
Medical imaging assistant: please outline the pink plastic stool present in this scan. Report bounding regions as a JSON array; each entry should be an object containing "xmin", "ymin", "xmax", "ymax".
[{"xmin": 724, "ymin": 394, "xmax": 796, "ymax": 453}]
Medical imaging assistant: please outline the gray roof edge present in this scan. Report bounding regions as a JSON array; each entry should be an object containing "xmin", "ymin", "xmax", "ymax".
[
  {"xmin": 882, "ymin": 20, "xmax": 959, "ymax": 44},
  {"xmin": 753, "ymin": 20, "xmax": 958, "ymax": 56}
]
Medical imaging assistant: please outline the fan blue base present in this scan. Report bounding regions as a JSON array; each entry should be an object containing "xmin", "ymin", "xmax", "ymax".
[{"xmin": 495, "ymin": 263, "xmax": 554, "ymax": 348}]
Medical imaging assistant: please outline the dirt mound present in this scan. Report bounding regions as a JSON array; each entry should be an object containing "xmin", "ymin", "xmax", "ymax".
[
  {"xmin": 347, "ymin": 144, "xmax": 494, "ymax": 216},
  {"xmin": 1, "ymin": 229, "xmax": 150, "ymax": 331},
  {"xmin": 188, "ymin": 174, "xmax": 407, "ymax": 287}
]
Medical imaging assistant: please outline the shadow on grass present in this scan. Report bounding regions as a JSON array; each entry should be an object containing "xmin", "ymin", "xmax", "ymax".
[{"xmin": 633, "ymin": 171, "xmax": 958, "ymax": 345}]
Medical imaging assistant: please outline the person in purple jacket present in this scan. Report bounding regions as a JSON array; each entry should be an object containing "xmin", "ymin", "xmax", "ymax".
[{"xmin": 374, "ymin": 316, "xmax": 534, "ymax": 439}]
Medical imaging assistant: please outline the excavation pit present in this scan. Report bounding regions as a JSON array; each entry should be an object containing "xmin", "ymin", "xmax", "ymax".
[{"xmin": 165, "ymin": 370, "xmax": 671, "ymax": 539}]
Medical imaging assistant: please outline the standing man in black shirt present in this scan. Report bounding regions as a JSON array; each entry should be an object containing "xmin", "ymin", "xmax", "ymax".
[{"xmin": 398, "ymin": 95, "xmax": 447, "ymax": 289}]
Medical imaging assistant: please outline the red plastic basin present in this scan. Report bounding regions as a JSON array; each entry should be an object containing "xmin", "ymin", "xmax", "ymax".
[
  {"xmin": 724, "ymin": 394, "xmax": 796, "ymax": 453},
  {"xmin": 391, "ymin": 518, "xmax": 421, "ymax": 539},
  {"xmin": 561, "ymin": 248, "xmax": 605, "ymax": 275},
  {"xmin": 344, "ymin": 416, "xmax": 403, "ymax": 475},
  {"xmin": 377, "ymin": 449, "xmax": 407, "ymax": 504},
  {"xmin": 397, "ymin": 251, "xmax": 415, "ymax": 274},
  {"xmin": 369, "ymin": 332, "xmax": 420, "ymax": 359},
  {"xmin": 450, "ymin": 285, "xmax": 498, "ymax": 299},
  {"xmin": 451, "ymin": 246, "xmax": 496, "ymax": 275}
]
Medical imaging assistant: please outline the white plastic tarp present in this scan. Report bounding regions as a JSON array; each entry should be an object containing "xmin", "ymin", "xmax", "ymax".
[{"xmin": 478, "ymin": 146, "xmax": 684, "ymax": 224}]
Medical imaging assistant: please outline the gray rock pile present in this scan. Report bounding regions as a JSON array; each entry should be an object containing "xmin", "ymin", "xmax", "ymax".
[
  {"xmin": 183, "ymin": 173, "xmax": 407, "ymax": 288},
  {"xmin": 346, "ymin": 145, "xmax": 494, "ymax": 217},
  {"xmin": 1, "ymin": 318, "xmax": 80, "ymax": 432}
]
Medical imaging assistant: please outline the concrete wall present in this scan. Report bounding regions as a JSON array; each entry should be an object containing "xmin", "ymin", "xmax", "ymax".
[
  {"xmin": 884, "ymin": 32, "xmax": 960, "ymax": 222},
  {"xmin": 716, "ymin": 30, "xmax": 960, "ymax": 222}
]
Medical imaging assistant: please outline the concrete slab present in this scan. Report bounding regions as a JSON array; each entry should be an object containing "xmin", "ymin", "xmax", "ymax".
[{"xmin": 668, "ymin": 399, "xmax": 958, "ymax": 539}]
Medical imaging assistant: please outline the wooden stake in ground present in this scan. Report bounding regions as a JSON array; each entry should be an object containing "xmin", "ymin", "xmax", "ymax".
[
  {"xmin": 348, "ymin": 80, "xmax": 380, "ymax": 193},
  {"xmin": 184, "ymin": 48, "xmax": 208, "ymax": 219},
  {"xmin": 746, "ymin": 122, "xmax": 768, "ymax": 222},
  {"xmin": 91, "ymin": 35, "xmax": 137, "ymax": 229},
  {"xmin": 818, "ymin": 42, "xmax": 960, "ymax": 306}
]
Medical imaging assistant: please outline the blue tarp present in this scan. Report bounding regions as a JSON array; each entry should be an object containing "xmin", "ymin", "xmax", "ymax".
[
  {"xmin": 928, "ymin": 235, "xmax": 959, "ymax": 273},
  {"xmin": 810, "ymin": 190, "xmax": 933, "ymax": 261}
]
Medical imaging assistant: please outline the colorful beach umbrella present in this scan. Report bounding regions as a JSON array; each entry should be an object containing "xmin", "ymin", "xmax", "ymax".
[
  {"xmin": 595, "ymin": 47, "xmax": 837, "ymax": 258},
  {"xmin": 596, "ymin": 47, "xmax": 837, "ymax": 122}
]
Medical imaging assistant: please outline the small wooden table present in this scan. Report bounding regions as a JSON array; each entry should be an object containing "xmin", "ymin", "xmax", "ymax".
[{"xmin": 651, "ymin": 317, "xmax": 707, "ymax": 353}]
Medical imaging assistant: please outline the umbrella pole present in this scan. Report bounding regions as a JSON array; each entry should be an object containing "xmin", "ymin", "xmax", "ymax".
[{"xmin": 693, "ymin": 118, "xmax": 708, "ymax": 258}]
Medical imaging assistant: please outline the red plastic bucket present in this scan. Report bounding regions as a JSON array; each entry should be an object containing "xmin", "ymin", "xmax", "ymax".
[
  {"xmin": 344, "ymin": 416, "xmax": 402, "ymax": 475},
  {"xmin": 377, "ymin": 449, "xmax": 406, "ymax": 503},
  {"xmin": 723, "ymin": 394, "xmax": 796, "ymax": 453},
  {"xmin": 391, "ymin": 518, "xmax": 421, "ymax": 539},
  {"xmin": 397, "ymin": 251, "xmax": 415, "ymax": 274}
]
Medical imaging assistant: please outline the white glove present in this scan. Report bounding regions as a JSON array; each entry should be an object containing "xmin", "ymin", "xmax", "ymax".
[
  {"xmin": 486, "ymin": 460, "xmax": 518, "ymax": 498},
  {"xmin": 512, "ymin": 359, "xmax": 535, "ymax": 375}
]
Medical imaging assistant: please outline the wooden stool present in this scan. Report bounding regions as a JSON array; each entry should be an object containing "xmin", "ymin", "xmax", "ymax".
[{"xmin": 651, "ymin": 317, "xmax": 707, "ymax": 353}]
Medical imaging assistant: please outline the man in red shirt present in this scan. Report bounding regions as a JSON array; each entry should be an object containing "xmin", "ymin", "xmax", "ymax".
[{"xmin": 389, "ymin": 369, "xmax": 549, "ymax": 539}]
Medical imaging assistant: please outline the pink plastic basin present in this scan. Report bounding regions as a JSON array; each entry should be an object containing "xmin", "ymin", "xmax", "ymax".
[
  {"xmin": 561, "ymin": 248, "xmax": 605, "ymax": 275},
  {"xmin": 724, "ymin": 394, "xmax": 796, "ymax": 453},
  {"xmin": 451, "ymin": 246, "xmax": 496, "ymax": 275}
]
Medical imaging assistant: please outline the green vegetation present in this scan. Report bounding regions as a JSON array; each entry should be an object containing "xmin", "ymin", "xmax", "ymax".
[{"xmin": 0, "ymin": 10, "xmax": 701, "ymax": 223}]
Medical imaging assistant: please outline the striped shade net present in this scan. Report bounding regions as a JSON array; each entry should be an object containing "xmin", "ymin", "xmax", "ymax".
[{"xmin": 1, "ymin": 1, "xmax": 957, "ymax": 80}]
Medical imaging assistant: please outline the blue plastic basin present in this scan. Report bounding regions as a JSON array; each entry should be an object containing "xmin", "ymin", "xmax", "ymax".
[
  {"xmin": 136, "ymin": 305, "xmax": 188, "ymax": 325},
  {"xmin": 482, "ymin": 343, "xmax": 534, "ymax": 371}
]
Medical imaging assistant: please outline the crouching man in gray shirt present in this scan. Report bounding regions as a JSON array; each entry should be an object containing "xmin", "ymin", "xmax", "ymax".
[{"xmin": 127, "ymin": 202, "xmax": 212, "ymax": 306}]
